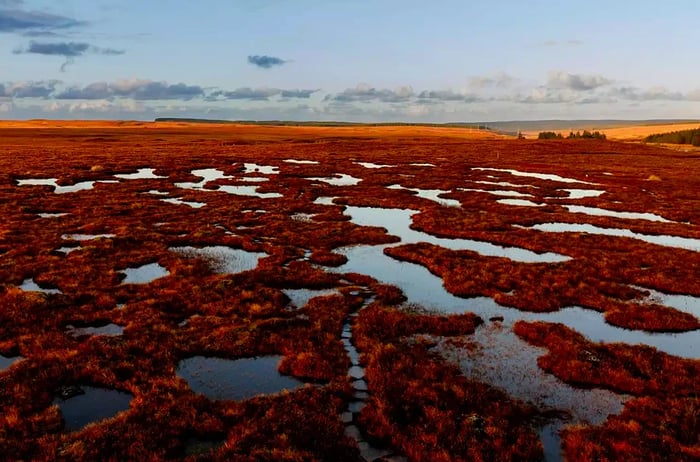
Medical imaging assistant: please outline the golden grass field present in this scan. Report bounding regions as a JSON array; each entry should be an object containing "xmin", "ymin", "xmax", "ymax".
[
  {"xmin": 522, "ymin": 122, "xmax": 700, "ymax": 141},
  {"xmin": 0, "ymin": 119, "xmax": 506, "ymax": 141},
  {"xmin": 3, "ymin": 119, "xmax": 697, "ymax": 144}
]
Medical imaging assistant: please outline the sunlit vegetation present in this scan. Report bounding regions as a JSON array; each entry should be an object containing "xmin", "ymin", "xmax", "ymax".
[
  {"xmin": 0, "ymin": 123, "xmax": 698, "ymax": 459},
  {"xmin": 514, "ymin": 321, "xmax": 699, "ymax": 460},
  {"xmin": 645, "ymin": 127, "xmax": 700, "ymax": 146},
  {"xmin": 385, "ymin": 243, "xmax": 699, "ymax": 331},
  {"xmin": 352, "ymin": 303, "xmax": 545, "ymax": 461},
  {"xmin": 562, "ymin": 396, "xmax": 699, "ymax": 461}
]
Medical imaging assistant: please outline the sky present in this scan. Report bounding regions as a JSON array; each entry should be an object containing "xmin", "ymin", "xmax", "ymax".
[{"xmin": 1, "ymin": 0, "xmax": 700, "ymax": 122}]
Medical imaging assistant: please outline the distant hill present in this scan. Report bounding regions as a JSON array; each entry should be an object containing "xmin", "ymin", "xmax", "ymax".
[
  {"xmin": 154, "ymin": 118, "xmax": 491, "ymax": 130},
  {"xmin": 154, "ymin": 117, "xmax": 700, "ymax": 138}
]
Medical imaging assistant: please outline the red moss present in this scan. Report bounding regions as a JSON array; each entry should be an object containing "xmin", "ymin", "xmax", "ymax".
[
  {"xmin": 371, "ymin": 283, "xmax": 407, "ymax": 305},
  {"xmin": 307, "ymin": 250, "xmax": 347, "ymax": 267},
  {"xmin": 605, "ymin": 303, "xmax": 700, "ymax": 332},
  {"xmin": 513, "ymin": 320, "xmax": 699, "ymax": 396},
  {"xmin": 386, "ymin": 243, "xmax": 699, "ymax": 331},
  {"xmin": 514, "ymin": 320, "xmax": 700, "ymax": 460},
  {"xmin": 352, "ymin": 305, "xmax": 542, "ymax": 461},
  {"xmin": 562, "ymin": 396, "xmax": 699, "ymax": 462},
  {"xmin": 1, "ymin": 125, "xmax": 698, "ymax": 459},
  {"xmin": 356, "ymin": 303, "xmax": 481, "ymax": 341}
]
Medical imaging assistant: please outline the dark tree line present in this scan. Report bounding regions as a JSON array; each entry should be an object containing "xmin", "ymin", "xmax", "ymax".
[
  {"xmin": 538, "ymin": 130, "xmax": 606, "ymax": 140},
  {"xmin": 645, "ymin": 128, "xmax": 700, "ymax": 146}
]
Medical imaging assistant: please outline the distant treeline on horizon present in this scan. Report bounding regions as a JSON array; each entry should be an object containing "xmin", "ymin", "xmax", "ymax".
[
  {"xmin": 154, "ymin": 117, "xmax": 492, "ymax": 130},
  {"xmin": 645, "ymin": 127, "xmax": 700, "ymax": 146}
]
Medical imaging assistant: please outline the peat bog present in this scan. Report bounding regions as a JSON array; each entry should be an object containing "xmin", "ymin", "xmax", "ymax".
[{"xmin": 1, "ymin": 124, "xmax": 699, "ymax": 461}]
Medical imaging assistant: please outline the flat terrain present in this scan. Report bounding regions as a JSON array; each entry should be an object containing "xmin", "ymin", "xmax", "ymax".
[
  {"xmin": 593, "ymin": 122, "xmax": 700, "ymax": 141},
  {"xmin": 7, "ymin": 118, "xmax": 697, "ymax": 141},
  {"xmin": 0, "ymin": 119, "xmax": 506, "ymax": 140},
  {"xmin": 522, "ymin": 121, "xmax": 700, "ymax": 141},
  {"xmin": 0, "ymin": 124, "xmax": 698, "ymax": 461}
]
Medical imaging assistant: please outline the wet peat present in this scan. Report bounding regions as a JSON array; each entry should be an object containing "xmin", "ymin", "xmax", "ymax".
[{"xmin": 0, "ymin": 125, "xmax": 698, "ymax": 460}]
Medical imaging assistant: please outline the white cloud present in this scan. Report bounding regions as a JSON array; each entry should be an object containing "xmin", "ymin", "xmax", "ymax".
[
  {"xmin": 404, "ymin": 104, "xmax": 431, "ymax": 117},
  {"xmin": 3, "ymin": 71, "xmax": 700, "ymax": 122},
  {"xmin": 547, "ymin": 71, "xmax": 613, "ymax": 91},
  {"xmin": 608, "ymin": 86, "xmax": 687, "ymax": 102},
  {"xmin": 469, "ymin": 72, "xmax": 517, "ymax": 89},
  {"xmin": 44, "ymin": 99, "xmax": 145, "ymax": 113},
  {"xmin": 516, "ymin": 87, "xmax": 580, "ymax": 104},
  {"xmin": 324, "ymin": 84, "xmax": 415, "ymax": 103},
  {"xmin": 417, "ymin": 89, "xmax": 475, "ymax": 102},
  {"xmin": 687, "ymin": 88, "xmax": 700, "ymax": 100}
]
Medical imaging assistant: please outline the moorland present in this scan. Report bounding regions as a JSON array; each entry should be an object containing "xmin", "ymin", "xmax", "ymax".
[{"xmin": 0, "ymin": 121, "xmax": 698, "ymax": 461}]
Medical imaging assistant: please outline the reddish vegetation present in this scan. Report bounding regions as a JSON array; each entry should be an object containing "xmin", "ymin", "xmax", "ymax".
[
  {"xmin": 386, "ymin": 243, "xmax": 700, "ymax": 331},
  {"xmin": 0, "ymin": 123, "xmax": 698, "ymax": 459},
  {"xmin": 514, "ymin": 321, "xmax": 699, "ymax": 460},
  {"xmin": 604, "ymin": 302, "xmax": 699, "ymax": 332},
  {"xmin": 513, "ymin": 321, "xmax": 698, "ymax": 396},
  {"xmin": 352, "ymin": 303, "xmax": 544, "ymax": 461},
  {"xmin": 354, "ymin": 303, "xmax": 483, "ymax": 340},
  {"xmin": 562, "ymin": 396, "xmax": 699, "ymax": 462}
]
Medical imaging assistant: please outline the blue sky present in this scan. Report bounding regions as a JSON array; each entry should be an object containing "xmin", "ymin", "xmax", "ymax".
[{"xmin": 2, "ymin": 0, "xmax": 699, "ymax": 121}]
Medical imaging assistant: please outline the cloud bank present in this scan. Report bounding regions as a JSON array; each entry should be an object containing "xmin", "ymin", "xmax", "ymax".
[
  {"xmin": 547, "ymin": 71, "xmax": 613, "ymax": 91},
  {"xmin": 2, "ymin": 79, "xmax": 319, "ymax": 103},
  {"xmin": 324, "ymin": 84, "xmax": 414, "ymax": 103},
  {"xmin": 2, "ymin": 71, "xmax": 699, "ymax": 121}
]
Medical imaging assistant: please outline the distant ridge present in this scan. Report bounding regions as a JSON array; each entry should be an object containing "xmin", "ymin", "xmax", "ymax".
[
  {"xmin": 155, "ymin": 117, "xmax": 700, "ymax": 136},
  {"xmin": 154, "ymin": 118, "xmax": 490, "ymax": 130}
]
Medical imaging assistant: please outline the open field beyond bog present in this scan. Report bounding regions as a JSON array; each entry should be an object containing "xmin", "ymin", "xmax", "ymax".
[
  {"xmin": 0, "ymin": 124, "xmax": 698, "ymax": 461},
  {"xmin": 520, "ymin": 121, "xmax": 700, "ymax": 142}
]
